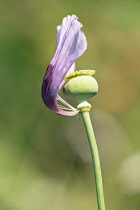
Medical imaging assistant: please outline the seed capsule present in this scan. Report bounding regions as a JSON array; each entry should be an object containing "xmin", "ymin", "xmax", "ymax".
[{"xmin": 63, "ymin": 70, "xmax": 98, "ymax": 103}]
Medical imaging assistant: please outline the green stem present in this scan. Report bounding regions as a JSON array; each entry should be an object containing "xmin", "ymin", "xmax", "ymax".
[{"xmin": 80, "ymin": 110, "xmax": 106, "ymax": 210}]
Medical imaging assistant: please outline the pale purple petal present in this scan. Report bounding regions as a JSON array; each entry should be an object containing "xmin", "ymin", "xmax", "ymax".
[
  {"xmin": 42, "ymin": 15, "xmax": 87, "ymax": 116},
  {"xmin": 59, "ymin": 63, "xmax": 75, "ymax": 90}
]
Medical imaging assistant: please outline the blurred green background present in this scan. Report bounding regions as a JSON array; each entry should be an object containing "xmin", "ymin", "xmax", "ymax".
[{"xmin": 0, "ymin": 0, "xmax": 140, "ymax": 209}]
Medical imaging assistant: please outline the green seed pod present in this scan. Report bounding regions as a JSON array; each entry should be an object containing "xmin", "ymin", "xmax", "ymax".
[{"xmin": 63, "ymin": 70, "xmax": 98, "ymax": 103}]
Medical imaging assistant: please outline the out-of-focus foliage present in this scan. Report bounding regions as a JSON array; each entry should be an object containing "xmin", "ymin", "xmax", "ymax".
[{"xmin": 0, "ymin": 0, "xmax": 140, "ymax": 209}]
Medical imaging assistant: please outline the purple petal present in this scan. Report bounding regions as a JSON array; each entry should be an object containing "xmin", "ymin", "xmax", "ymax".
[
  {"xmin": 59, "ymin": 63, "xmax": 75, "ymax": 90},
  {"xmin": 42, "ymin": 15, "xmax": 87, "ymax": 116}
]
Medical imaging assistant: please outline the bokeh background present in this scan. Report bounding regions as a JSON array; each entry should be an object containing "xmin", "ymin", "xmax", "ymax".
[{"xmin": 1, "ymin": 0, "xmax": 140, "ymax": 209}]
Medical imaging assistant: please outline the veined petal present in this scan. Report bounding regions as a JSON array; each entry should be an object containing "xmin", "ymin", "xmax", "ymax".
[
  {"xmin": 42, "ymin": 15, "xmax": 87, "ymax": 116},
  {"xmin": 59, "ymin": 63, "xmax": 75, "ymax": 90}
]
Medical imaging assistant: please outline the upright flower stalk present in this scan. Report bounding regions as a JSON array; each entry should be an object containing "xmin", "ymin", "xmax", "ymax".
[
  {"xmin": 78, "ymin": 103, "xmax": 106, "ymax": 210},
  {"xmin": 41, "ymin": 15, "xmax": 106, "ymax": 210}
]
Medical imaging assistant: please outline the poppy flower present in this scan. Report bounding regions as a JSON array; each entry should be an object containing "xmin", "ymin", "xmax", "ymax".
[{"xmin": 42, "ymin": 15, "xmax": 87, "ymax": 116}]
